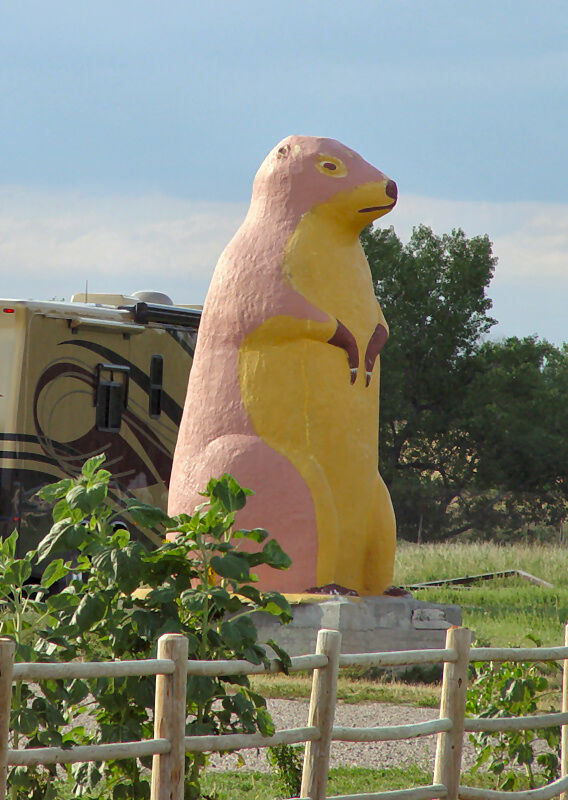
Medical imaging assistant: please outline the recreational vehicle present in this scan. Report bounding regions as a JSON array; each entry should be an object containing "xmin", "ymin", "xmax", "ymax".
[{"xmin": 0, "ymin": 291, "xmax": 201, "ymax": 556}]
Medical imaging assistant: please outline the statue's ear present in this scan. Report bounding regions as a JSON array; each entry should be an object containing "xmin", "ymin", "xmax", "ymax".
[{"xmin": 277, "ymin": 143, "xmax": 291, "ymax": 159}]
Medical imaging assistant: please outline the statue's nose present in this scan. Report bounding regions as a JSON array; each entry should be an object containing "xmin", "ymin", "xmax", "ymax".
[{"xmin": 386, "ymin": 180, "xmax": 398, "ymax": 201}]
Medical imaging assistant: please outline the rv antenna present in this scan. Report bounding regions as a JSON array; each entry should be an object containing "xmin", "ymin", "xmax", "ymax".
[{"xmin": 85, "ymin": 280, "xmax": 88, "ymax": 303}]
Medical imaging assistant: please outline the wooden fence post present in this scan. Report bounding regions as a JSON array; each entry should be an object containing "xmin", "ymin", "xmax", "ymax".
[
  {"xmin": 0, "ymin": 638, "xmax": 15, "ymax": 800},
  {"xmin": 561, "ymin": 624, "xmax": 568, "ymax": 800},
  {"xmin": 300, "ymin": 628, "xmax": 341, "ymax": 800},
  {"xmin": 150, "ymin": 634, "xmax": 188, "ymax": 800},
  {"xmin": 433, "ymin": 626, "xmax": 471, "ymax": 800}
]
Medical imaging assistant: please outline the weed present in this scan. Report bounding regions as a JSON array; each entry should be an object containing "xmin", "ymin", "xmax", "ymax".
[
  {"xmin": 466, "ymin": 644, "xmax": 561, "ymax": 791},
  {"xmin": 266, "ymin": 744, "xmax": 303, "ymax": 797}
]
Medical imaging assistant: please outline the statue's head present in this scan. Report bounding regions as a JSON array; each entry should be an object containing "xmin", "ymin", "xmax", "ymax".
[{"xmin": 251, "ymin": 135, "xmax": 397, "ymax": 232}]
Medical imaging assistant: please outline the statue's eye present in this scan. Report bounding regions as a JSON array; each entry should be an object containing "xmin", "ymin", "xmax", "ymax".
[{"xmin": 315, "ymin": 155, "xmax": 347, "ymax": 177}]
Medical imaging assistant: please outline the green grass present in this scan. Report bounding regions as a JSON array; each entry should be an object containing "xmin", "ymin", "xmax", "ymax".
[
  {"xmin": 201, "ymin": 765, "xmax": 499, "ymax": 799},
  {"xmin": 250, "ymin": 673, "xmax": 441, "ymax": 707},
  {"xmin": 202, "ymin": 765, "xmax": 433, "ymax": 799},
  {"xmin": 411, "ymin": 581, "xmax": 568, "ymax": 647},
  {"xmin": 394, "ymin": 542, "xmax": 568, "ymax": 648},
  {"xmin": 394, "ymin": 541, "xmax": 567, "ymax": 588}
]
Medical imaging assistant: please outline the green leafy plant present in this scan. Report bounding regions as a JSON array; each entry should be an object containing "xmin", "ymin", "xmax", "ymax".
[
  {"xmin": 0, "ymin": 531, "xmax": 84, "ymax": 800},
  {"xmin": 5, "ymin": 455, "xmax": 293, "ymax": 800},
  {"xmin": 466, "ymin": 644, "xmax": 561, "ymax": 791},
  {"xmin": 266, "ymin": 743, "xmax": 303, "ymax": 797}
]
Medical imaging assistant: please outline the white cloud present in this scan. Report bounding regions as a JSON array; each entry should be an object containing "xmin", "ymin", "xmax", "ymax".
[
  {"xmin": 387, "ymin": 195, "xmax": 568, "ymax": 284},
  {"xmin": 1, "ymin": 186, "xmax": 566, "ymax": 343},
  {"xmin": 379, "ymin": 196, "xmax": 568, "ymax": 344},
  {"xmin": 0, "ymin": 187, "xmax": 247, "ymax": 303}
]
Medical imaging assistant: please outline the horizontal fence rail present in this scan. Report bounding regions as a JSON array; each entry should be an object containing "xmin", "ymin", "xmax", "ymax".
[
  {"xmin": 331, "ymin": 718, "xmax": 452, "ymax": 742},
  {"xmin": 458, "ymin": 773, "xmax": 568, "ymax": 800},
  {"xmin": 185, "ymin": 652, "xmax": 328, "ymax": 675},
  {"xmin": 184, "ymin": 726, "xmax": 320, "ymax": 753},
  {"xmin": 11, "ymin": 653, "xmax": 328, "ymax": 682},
  {"xmin": 12, "ymin": 658, "xmax": 176, "ymax": 681},
  {"xmin": 3, "ymin": 625, "xmax": 568, "ymax": 800},
  {"xmin": 9, "ymin": 739, "xmax": 171, "ymax": 767},
  {"xmin": 470, "ymin": 646, "xmax": 568, "ymax": 663},
  {"xmin": 464, "ymin": 711, "xmax": 568, "ymax": 733},
  {"xmin": 321, "ymin": 785, "xmax": 449, "ymax": 800},
  {"xmin": 337, "ymin": 648, "xmax": 457, "ymax": 668}
]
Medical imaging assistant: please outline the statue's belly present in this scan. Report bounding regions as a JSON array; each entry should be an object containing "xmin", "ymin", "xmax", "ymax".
[{"xmin": 239, "ymin": 332, "xmax": 380, "ymax": 529}]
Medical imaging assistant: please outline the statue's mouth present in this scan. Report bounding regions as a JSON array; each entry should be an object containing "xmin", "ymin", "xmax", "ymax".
[{"xmin": 358, "ymin": 201, "xmax": 397, "ymax": 213}]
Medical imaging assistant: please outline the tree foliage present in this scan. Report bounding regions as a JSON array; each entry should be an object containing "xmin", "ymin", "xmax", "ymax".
[{"xmin": 362, "ymin": 224, "xmax": 568, "ymax": 541}]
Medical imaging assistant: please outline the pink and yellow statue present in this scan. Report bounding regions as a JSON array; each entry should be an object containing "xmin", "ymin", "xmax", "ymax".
[{"xmin": 168, "ymin": 135, "xmax": 397, "ymax": 596}]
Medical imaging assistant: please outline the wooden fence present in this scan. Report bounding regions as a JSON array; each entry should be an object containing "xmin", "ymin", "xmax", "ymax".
[{"xmin": 2, "ymin": 625, "xmax": 568, "ymax": 800}]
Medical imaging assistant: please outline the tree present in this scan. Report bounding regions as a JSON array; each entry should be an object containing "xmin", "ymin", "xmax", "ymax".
[
  {"xmin": 462, "ymin": 337, "xmax": 568, "ymax": 537},
  {"xmin": 362, "ymin": 224, "xmax": 568, "ymax": 541}
]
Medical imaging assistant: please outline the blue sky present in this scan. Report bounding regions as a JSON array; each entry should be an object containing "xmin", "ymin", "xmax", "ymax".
[{"xmin": 1, "ymin": 1, "xmax": 567, "ymax": 343}]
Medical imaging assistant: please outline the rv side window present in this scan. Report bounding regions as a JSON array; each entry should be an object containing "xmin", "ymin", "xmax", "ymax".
[
  {"xmin": 149, "ymin": 354, "xmax": 163, "ymax": 418},
  {"xmin": 95, "ymin": 364, "xmax": 129, "ymax": 433}
]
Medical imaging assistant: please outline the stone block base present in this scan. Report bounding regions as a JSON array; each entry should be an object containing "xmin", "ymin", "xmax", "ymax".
[{"xmin": 253, "ymin": 594, "xmax": 462, "ymax": 657}]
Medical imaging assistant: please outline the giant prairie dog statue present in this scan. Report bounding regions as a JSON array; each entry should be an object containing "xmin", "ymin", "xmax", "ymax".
[{"xmin": 168, "ymin": 135, "xmax": 397, "ymax": 595}]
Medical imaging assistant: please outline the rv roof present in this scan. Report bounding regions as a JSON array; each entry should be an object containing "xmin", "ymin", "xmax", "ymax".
[
  {"xmin": 70, "ymin": 292, "xmax": 140, "ymax": 306},
  {"xmin": 0, "ymin": 298, "xmax": 202, "ymax": 329}
]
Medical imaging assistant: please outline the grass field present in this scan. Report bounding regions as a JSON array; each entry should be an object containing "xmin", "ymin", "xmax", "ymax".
[
  {"xmin": 393, "ymin": 541, "xmax": 568, "ymax": 647},
  {"xmin": 201, "ymin": 766, "xmax": 432, "ymax": 800},
  {"xmin": 250, "ymin": 671, "xmax": 441, "ymax": 707},
  {"xmin": 393, "ymin": 541, "xmax": 568, "ymax": 585},
  {"xmin": 201, "ymin": 765, "xmax": 496, "ymax": 800}
]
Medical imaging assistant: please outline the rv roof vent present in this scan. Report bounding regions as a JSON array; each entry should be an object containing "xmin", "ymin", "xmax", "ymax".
[{"xmin": 132, "ymin": 291, "xmax": 173, "ymax": 305}]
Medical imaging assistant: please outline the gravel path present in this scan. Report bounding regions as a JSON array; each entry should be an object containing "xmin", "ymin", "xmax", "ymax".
[{"xmin": 208, "ymin": 699, "xmax": 476, "ymax": 773}]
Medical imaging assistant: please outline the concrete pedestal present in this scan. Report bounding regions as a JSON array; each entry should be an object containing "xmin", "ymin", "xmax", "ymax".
[{"xmin": 254, "ymin": 595, "xmax": 462, "ymax": 657}]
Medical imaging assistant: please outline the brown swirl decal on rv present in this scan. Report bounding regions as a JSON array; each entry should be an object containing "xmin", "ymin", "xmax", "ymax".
[{"xmin": 32, "ymin": 360, "xmax": 172, "ymax": 489}]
